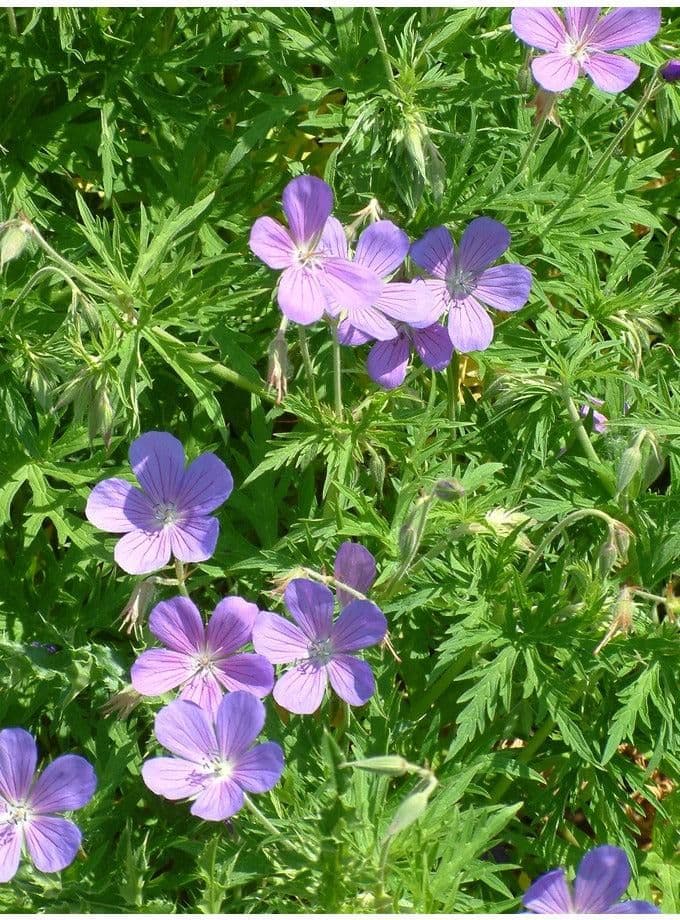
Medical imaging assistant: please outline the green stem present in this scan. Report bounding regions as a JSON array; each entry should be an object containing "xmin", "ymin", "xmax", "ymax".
[
  {"xmin": 447, "ymin": 353, "xmax": 459, "ymax": 421},
  {"xmin": 367, "ymin": 8, "xmax": 400, "ymax": 96},
  {"xmin": 630, "ymin": 589, "xmax": 665, "ymax": 605},
  {"xmin": 562, "ymin": 384, "xmax": 601, "ymax": 466},
  {"xmin": 298, "ymin": 327, "xmax": 319, "ymax": 407},
  {"xmin": 409, "ymin": 647, "xmax": 476, "ymax": 720},
  {"xmin": 516, "ymin": 106, "xmax": 550, "ymax": 177},
  {"xmin": 6, "ymin": 7, "xmax": 18, "ymax": 36},
  {"xmin": 27, "ymin": 224, "xmax": 110, "ymax": 300},
  {"xmin": 522, "ymin": 508, "xmax": 615, "ymax": 580},
  {"xmin": 243, "ymin": 795, "xmax": 280, "ymax": 837},
  {"xmin": 332, "ymin": 331, "xmax": 343, "ymax": 419},
  {"xmin": 488, "ymin": 716, "xmax": 557, "ymax": 805},
  {"xmin": 174, "ymin": 560, "xmax": 189, "ymax": 597}
]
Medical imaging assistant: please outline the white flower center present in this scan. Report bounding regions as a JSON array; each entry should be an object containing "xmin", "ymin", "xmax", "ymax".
[
  {"xmin": 308, "ymin": 637, "xmax": 333, "ymax": 666},
  {"xmin": 562, "ymin": 37, "xmax": 591, "ymax": 64},
  {"xmin": 153, "ymin": 501, "xmax": 181, "ymax": 526},
  {"xmin": 193, "ymin": 649, "xmax": 218, "ymax": 676},
  {"xmin": 209, "ymin": 758, "xmax": 234, "ymax": 780},
  {"xmin": 2, "ymin": 801, "xmax": 33, "ymax": 826},
  {"xmin": 295, "ymin": 245, "xmax": 323, "ymax": 269},
  {"xmin": 446, "ymin": 267, "xmax": 477, "ymax": 300}
]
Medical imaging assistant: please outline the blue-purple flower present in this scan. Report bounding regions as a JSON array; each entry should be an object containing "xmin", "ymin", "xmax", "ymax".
[
  {"xmin": 366, "ymin": 321, "xmax": 454, "ymax": 389},
  {"xmin": 252, "ymin": 578, "xmax": 387, "ymax": 714},
  {"xmin": 86, "ymin": 431, "xmax": 233, "ymax": 575},
  {"xmin": 0, "ymin": 728, "xmax": 96, "ymax": 882},
  {"xmin": 523, "ymin": 845, "xmax": 659, "ymax": 914},
  {"xmin": 334, "ymin": 541, "xmax": 377, "ymax": 607}
]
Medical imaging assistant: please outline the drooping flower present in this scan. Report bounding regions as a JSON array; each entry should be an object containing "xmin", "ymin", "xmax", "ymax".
[
  {"xmin": 522, "ymin": 845, "xmax": 659, "ymax": 914},
  {"xmin": 334, "ymin": 541, "xmax": 377, "ymax": 607},
  {"xmin": 131, "ymin": 595, "xmax": 274, "ymax": 714},
  {"xmin": 249, "ymin": 175, "xmax": 381, "ymax": 325},
  {"xmin": 141, "ymin": 691, "xmax": 284, "ymax": 821},
  {"xmin": 86, "ymin": 431, "xmax": 233, "ymax": 575},
  {"xmin": 252, "ymin": 578, "xmax": 387, "ymax": 715},
  {"xmin": 322, "ymin": 220, "xmax": 436, "ymax": 343},
  {"xmin": 660, "ymin": 59, "xmax": 680, "ymax": 82},
  {"xmin": 366, "ymin": 321, "xmax": 454, "ymax": 389},
  {"xmin": 410, "ymin": 218, "xmax": 532, "ymax": 353},
  {"xmin": 511, "ymin": 8, "xmax": 661, "ymax": 94},
  {"xmin": 0, "ymin": 728, "xmax": 96, "ymax": 882}
]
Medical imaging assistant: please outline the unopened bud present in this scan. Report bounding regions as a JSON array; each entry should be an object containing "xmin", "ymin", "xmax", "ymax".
[
  {"xmin": 594, "ymin": 587, "xmax": 635, "ymax": 654},
  {"xmin": 597, "ymin": 533, "xmax": 618, "ymax": 579},
  {"xmin": 88, "ymin": 384, "xmax": 115, "ymax": 447},
  {"xmin": 612, "ymin": 523, "xmax": 632, "ymax": 563},
  {"xmin": 398, "ymin": 494, "xmax": 432, "ymax": 565},
  {"xmin": 0, "ymin": 223, "xmax": 30, "ymax": 269},
  {"xmin": 641, "ymin": 434, "xmax": 664, "ymax": 490},
  {"xmin": 660, "ymin": 59, "xmax": 680, "ymax": 82},
  {"xmin": 433, "ymin": 478, "xmax": 466, "ymax": 501},
  {"xmin": 616, "ymin": 440, "xmax": 643, "ymax": 496},
  {"xmin": 344, "ymin": 756, "xmax": 410, "ymax": 776}
]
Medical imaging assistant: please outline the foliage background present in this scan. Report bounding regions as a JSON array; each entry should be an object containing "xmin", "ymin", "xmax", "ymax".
[{"xmin": 0, "ymin": 5, "xmax": 679, "ymax": 913}]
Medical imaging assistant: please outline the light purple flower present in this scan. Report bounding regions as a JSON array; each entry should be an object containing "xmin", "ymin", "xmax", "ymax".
[
  {"xmin": 86, "ymin": 431, "xmax": 233, "ymax": 575},
  {"xmin": 131, "ymin": 595, "xmax": 274, "ymax": 715},
  {"xmin": 410, "ymin": 218, "xmax": 532, "ymax": 353},
  {"xmin": 321, "ymin": 220, "xmax": 436, "ymax": 343},
  {"xmin": 249, "ymin": 175, "xmax": 381, "ymax": 325},
  {"xmin": 660, "ymin": 59, "xmax": 680, "ymax": 82},
  {"xmin": 511, "ymin": 8, "xmax": 661, "ymax": 94},
  {"xmin": 523, "ymin": 845, "xmax": 659, "ymax": 913},
  {"xmin": 141, "ymin": 691, "xmax": 284, "ymax": 821},
  {"xmin": 252, "ymin": 578, "xmax": 387, "ymax": 715},
  {"xmin": 367, "ymin": 321, "xmax": 454, "ymax": 389},
  {"xmin": 0, "ymin": 728, "xmax": 96, "ymax": 882},
  {"xmin": 579, "ymin": 395, "xmax": 608, "ymax": 434},
  {"xmin": 334, "ymin": 541, "xmax": 376, "ymax": 607}
]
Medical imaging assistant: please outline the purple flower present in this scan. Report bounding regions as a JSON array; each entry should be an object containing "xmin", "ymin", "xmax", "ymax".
[
  {"xmin": 410, "ymin": 218, "xmax": 532, "ymax": 353},
  {"xmin": 334, "ymin": 541, "xmax": 377, "ymax": 607},
  {"xmin": 579, "ymin": 395, "xmax": 608, "ymax": 434},
  {"xmin": 660, "ymin": 59, "xmax": 680, "ymax": 82},
  {"xmin": 0, "ymin": 728, "xmax": 96, "ymax": 882},
  {"xmin": 367, "ymin": 321, "xmax": 454, "ymax": 389},
  {"xmin": 141, "ymin": 691, "xmax": 283, "ymax": 821},
  {"xmin": 321, "ymin": 220, "xmax": 436, "ymax": 343},
  {"xmin": 131, "ymin": 595, "xmax": 274, "ymax": 715},
  {"xmin": 523, "ymin": 845, "xmax": 659, "ymax": 913},
  {"xmin": 511, "ymin": 8, "xmax": 661, "ymax": 94},
  {"xmin": 252, "ymin": 578, "xmax": 387, "ymax": 714},
  {"xmin": 248, "ymin": 175, "xmax": 381, "ymax": 326},
  {"xmin": 86, "ymin": 431, "xmax": 233, "ymax": 575}
]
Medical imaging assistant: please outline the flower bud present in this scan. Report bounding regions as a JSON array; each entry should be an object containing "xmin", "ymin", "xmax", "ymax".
[
  {"xmin": 398, "ymin": 494, "xmax": 433, "ymax": 565},
  {"xmin": 88, "ymin": 383, "xmax": 115, "ymax": 447},
  {"xmin": 531, "ymin": 89, "xmax": 561, "ymax": 127},
  {"xmin": 597, "ymin": 533, "xmax": 619, "ymax": 579},
  {"xmin": 616, "ymin": 438, "xmax": 643, "ymax": 496},
  {"xmin": 594, "ymin": 586, "xmax": 635, "ymax": 655},
  {"xmin": 100, "ymin": 687, "xmax": 143, "ymax": 719},
  {"xmin": 345, "ymin": 756, "xmax": 410, "ymax": 776},
  {"xmin": 660, "ymin": 59, "xmax": 680, "ymax": 82},
  {"xmin": 0, "ymin": 223, "xmax": 30, "ymax": 269},
  {"xmin": 433, "ymin": 478, "xmax": 466, "ymax": 502}
]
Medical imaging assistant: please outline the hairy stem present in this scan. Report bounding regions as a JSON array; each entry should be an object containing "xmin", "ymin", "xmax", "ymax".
[
  {"xmin": 174, "ymin": 560, "xmax": 190, "ymax": 597},
  {"xmin": 332, "ymin": 331, "xmax": 343, "ymax": 418},
  {"xmin": 298, "ymin": 326, "xmax": 319, "ymax": 407},
  {"xmin": 367, "ymin": 8, "xmax": 400, "ymax": 96}
]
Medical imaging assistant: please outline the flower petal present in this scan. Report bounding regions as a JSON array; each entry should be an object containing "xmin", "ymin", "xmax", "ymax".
[
  {"xmin": 284, "ymin": 578, "xmax": 334, "ymax": 642},
  {"xmin": 334, "ymin": 541, "xmax": 376, "ymax": 607},
  {"xmin": 457, "ymin": 217, "xmax": 511, "ymax": 273},
  {"xmin": 215, "ymin": 691, "xmax": 265, "ymax": 760},
  {"xmin": 28, "ymin": 755, "xmax": 96, "ymax": 814},
  {"xmin": 331, "ymin": 600, "xmax": 387, "ymax": 652},
  {"xmin": 319, "ymin": 215, "xmax": 348, "ymax": 259},
  {"xmin": 320, "ymin": 257, "xmax": 382, "ymax": 310},
  {"xmin": 154, "ymin": 699, "xmax": 217, "ymax": 763},
  {"xmin": 410, "ymin": 226, "xmax": 454, "ymax": 279},
  {"xmin": 24, "ymin": 816, "xmax": 81, "ymax": 874},
  {"xmin": 114, "ymin": 528, "xmax": 171, "ymax": 575},
  {"xmin": 607, "ymin": 901, "xmax": 660, "ymax": 914},
  {"xmin": 574, "ymin": 845, "xmax": 630, "ymax": 913},
  {"xmin": 589, "ymin": 8, "xmax": 661, "ymax": 51},
  {"xmin": 190, "ymin": 778, "xmax": 244, "ymax": 821},
  {"xmin": 176, "ymin": 453, "xmax": 233, "ymax": 516},
  {"xmin": 232, "ymin": 742, "xmax": 284, "ymax": 793},
  {"xmin": 448, "ymin": 296, "xmax": 494, "ymax": 353},
  {"xmin": 277, "ymin": 265, "xmax": 327, "ymax": 325},
  {"xmin": 273, "ymin": 662, "xmax": 327, "ymax": 714},
  {"xmin": 412, "ymin": 323, "xmax": 454, "ymax": 371},
  {"xmin": 131, "ymin": 648, "xmax": 194, "ymax": 697},
  {"xmin": 523, "ymin": 868, "xmax": 573, "ymax": 913},
  {"xmin": 583, "ymin": 52, "xmax": 639, "ymax": 93},
  {"xmin": 510, "ymin": 7, "xmax": 567, "ymax": 51},
  {"xmin": 168, "ymin": 515, "xmax": 219, "ymax": 564},
  {"xmin": 85, "ymin": 478, "xmax": 154, "ymax": 534},
  {"xmin": 565, "ymin": 8, "xmax": 600, "ymax": 40},
  {"xmin": 0, "ymin": 825, "xmax": 21, "ymax": 883},
  {"xmin": 336, "ymin": 318, "xmax": 372, "ymax": 346},
  {"xmin": 180, "ymin": 673, "xmax": 224, "ymax": 716},
  {"xmin": 141, "ymin": 757, "xmax": 210, "ymax": 800},
  {"xmin": 355, "ymin": 220, "xmax": 409, "ymax": 278},
  {"xmin": 129, "ymin": 431, "xmax": 186, "ymax": 505},
  {"xmin": 282, "ymin": 175, "xmax": 333, "ymax": 246},
  {"xmin": 375, "ymin": 281, "xmax": 440, "ymax": 327},
  {"xmin": 366, "ymin": 335, "xmax": 410, "ymax": 390},
  {"xmin": 249, "ymin": 216, "xmax": 295, "ymax": 269},
  {"xmin": 531, "ymin": 52, "xmax": 580, "ymax": 92},
  {"xmin": 474, "ymin": 264, "xmax": 532, "ymax": 312},
  {"xmin": 327, "ymin": 654, "xmax": 375, "ymax": 707},
  {"xmin": 149, "ymin": 596, "xmax": 204, "ymax": 654},
  {"xmin": 0, "ymin": 727, "xmax": 37, "ymax": 802},
  {"xmin": 207, "ymin": 596, "xmax": 259, "ymax": 655},
  {"xmin": 214, "ymin": 653, "xmax": 274, "ymax": 698},
  {"xmin": 252, "ymin": 612, "xmax": 309, "ymax": 664},
  {"xmin": 342, "ymin": 304, "xmax": 398, "ymax": 341}
]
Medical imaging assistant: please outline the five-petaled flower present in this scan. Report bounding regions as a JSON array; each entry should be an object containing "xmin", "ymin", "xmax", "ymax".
[
  {"xmin": 141, "ymin": 691, "xmax": 284, "ymax": 821},
  {"xmin": 523, "ymin": 844, "xmax": 659, "ymax": 913},
  {"xmin": 252, "ymin": 578, "xmax": 387, "ymax": 714},
  {"xmin": 411, "ymin": 217, "xmax": 532, "ymax": 353},
  {"xmin": 131, "ymin": 595, "xmax": 274, "ymax": 715},
  {"xmin": 511, "ymin": 8, "xmax": 661, "ymax": 94},
  {"xmin": 86, "ymin": 431, "xmax": 233, "ymax": 575},
  {"xmin": 249, "ymin": 175, "xmax": 381, "ymax": 326},
  {"xmin": 0, "ymin": 728, "xmax": 96, "ymax": 883}
]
